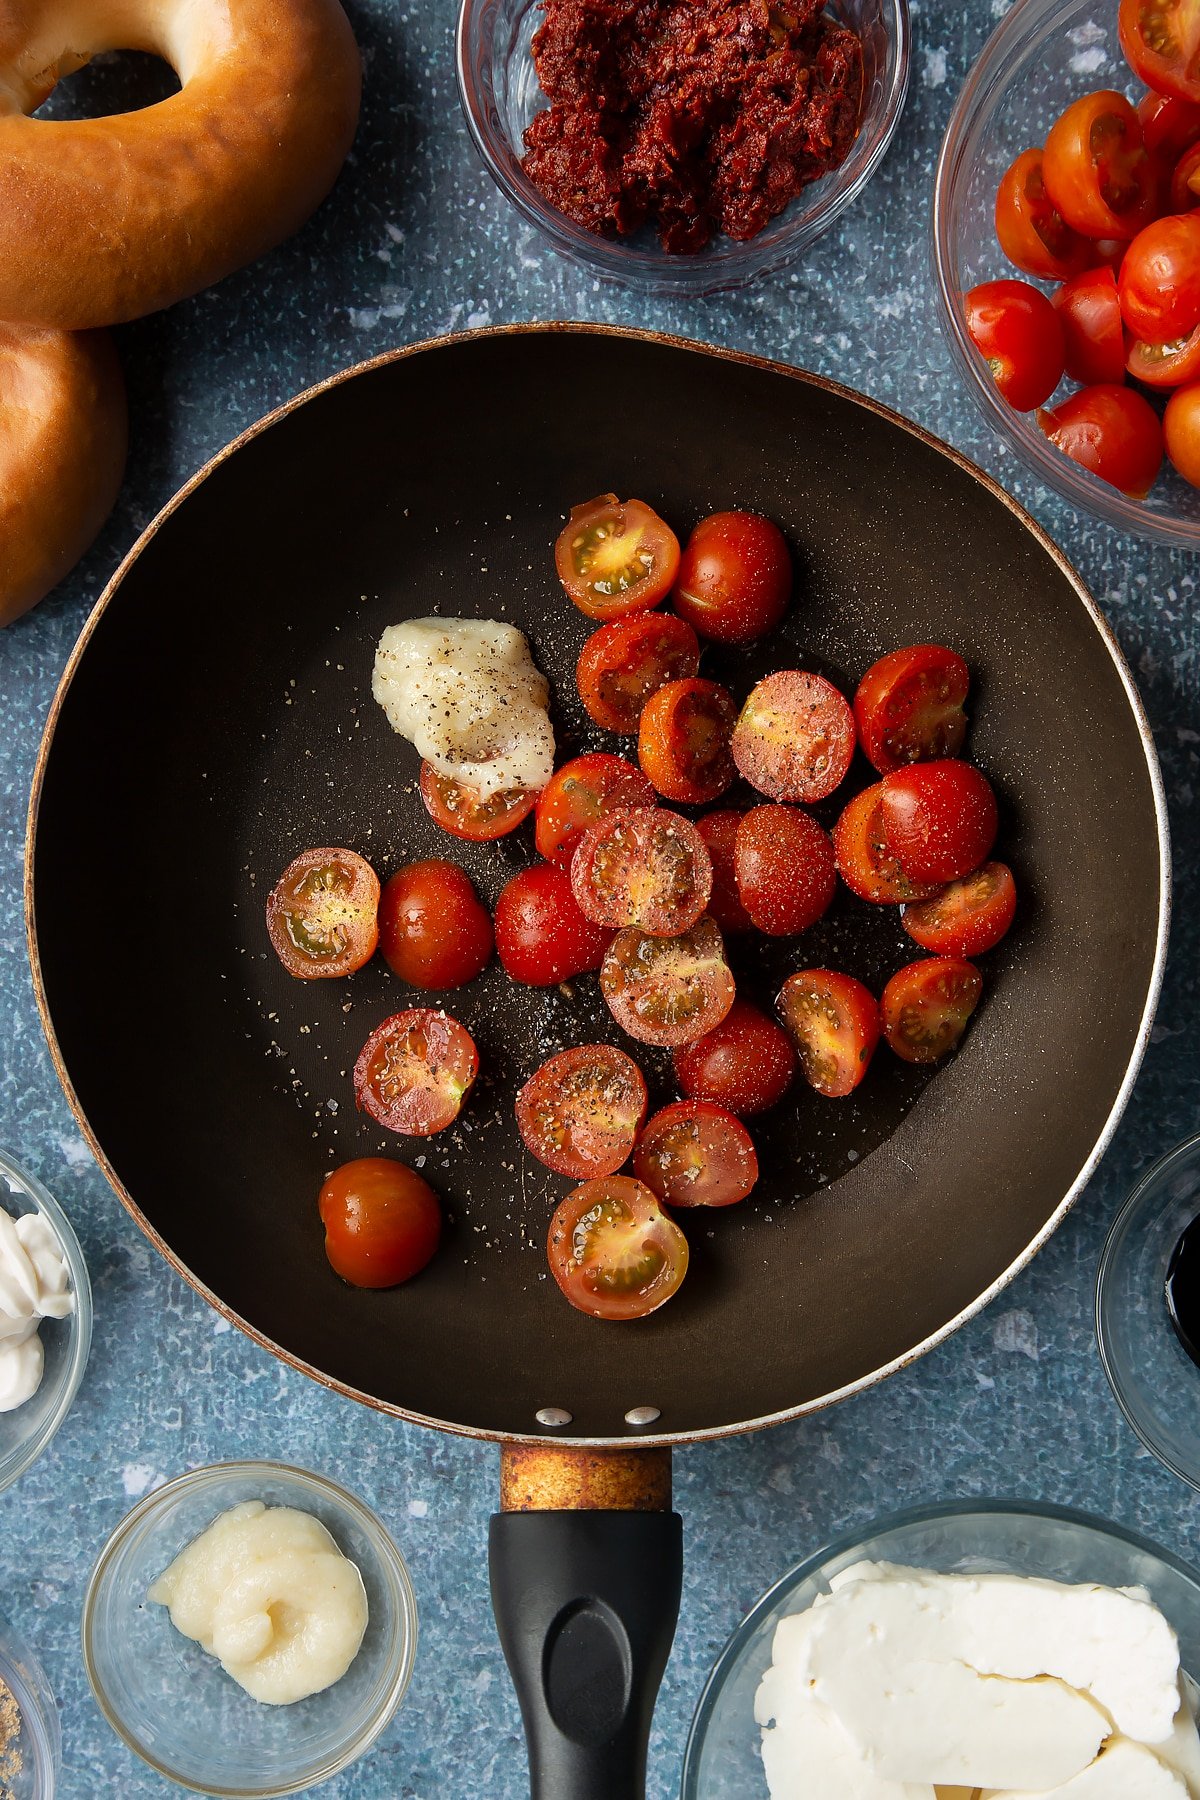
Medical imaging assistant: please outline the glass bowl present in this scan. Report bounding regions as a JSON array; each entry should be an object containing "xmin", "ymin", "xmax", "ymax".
[
  {"xmin": 0, "ymin": 1610, "xmax": 61, "ymax": 1799},
  {"xmin": 456, "ymin": 0, "xmax": 909, "ymax": 293},
  {"xmin": 1097, "ymin": 1131, "xmax": 1200, "ymax": 1492},
  {"xmin": 82, "ymin": 1461, "xmax": 418, "ymax": 1797},
  {"xmin": 933, "ymin": 0, "xmax": 1200, "ymax": 549},
  {"xmin": 681, "ymin": 1498, "xmax": 1200, "ymax": 1798},
  {"xmin": 0, "ymin": 1150, "xmax": 92, "ymax": 1496}
]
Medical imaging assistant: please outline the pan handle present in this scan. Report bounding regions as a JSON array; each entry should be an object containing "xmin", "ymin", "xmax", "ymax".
[{"xmin": 490, "ymin": 1445, "xmax": 682, "ymax": 1800}]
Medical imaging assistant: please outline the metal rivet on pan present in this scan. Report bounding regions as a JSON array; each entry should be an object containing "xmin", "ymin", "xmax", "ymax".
[
  {"xmin": 624, "ymin": 1405, "xmax": 661, "ymax": 1427},
  {"xmin": 535, "ymin": 1407, "xmax": 573, "ymax": 1427}
]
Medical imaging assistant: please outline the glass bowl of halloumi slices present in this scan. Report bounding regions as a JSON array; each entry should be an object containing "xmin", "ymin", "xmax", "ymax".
[{"xmin": 681, "ymin": 1499, "xmax": 1200, "ymax": 1800}]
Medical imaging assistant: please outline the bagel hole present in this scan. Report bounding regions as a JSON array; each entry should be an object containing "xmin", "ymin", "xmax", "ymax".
[{"xmin": 34, "ymin": 50, "xmax": 179, "ymax": 119}]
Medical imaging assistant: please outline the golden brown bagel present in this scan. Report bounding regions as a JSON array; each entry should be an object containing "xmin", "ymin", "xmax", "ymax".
[
  {"xmin": 0, "ymin": 0, "xmax": 362, "ymax": 328},
  {"xmin": 1, "ymin": 325, "xmax": 127, "ymax": 626}
]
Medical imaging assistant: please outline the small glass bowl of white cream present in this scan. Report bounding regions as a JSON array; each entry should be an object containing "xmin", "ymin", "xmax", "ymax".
[
  {"xmin": 82, "ymin": 1461, "xmax": 418, "ymax": 1797},
  {"xmin": 0, "ymin": 1149, "xmax": 92, "ymax": 1496}
]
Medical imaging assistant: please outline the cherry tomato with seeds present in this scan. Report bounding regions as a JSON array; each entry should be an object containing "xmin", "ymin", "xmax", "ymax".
[
  {"xmin": 600, "ymin": 915, "xmax": 735, "ymax": 1048},
  {"xmin": 731, "ymin": 670, "xmax": 856, "ymax": 804},
  {"xmin": 419, "ymin": 763, "xmax": 537, "ymax": 842},
  {"xmin": 354, "ymin": 1008, "xmax": 478, "ymax": 1135},
  {"xmin": 571, "ymin": 806, "xmax": 712, "ymax": 937},
  {"xmin": 534, "ymin": 753, "xmax": 657, "ymax": 868},
  {"xmin": 554, "ymin": 495, "xmax": 680, "ymax": 621},
  {"xmin": 1118, "ymin": 213, "xmax": 1200, "ymax": 343},
  {"xmin": 673, "ymin": 998, "xmax": 797, "ymax": 1116},
  {"xmin": 318, "ymin": 1158, "xmax": 441, "ymax": 1288},
  {"xmin": 637, "ymin": 677, "xmax": 737, "ymax": 805},
  {"xmin": 633, "ymin": 1101, "xmax": 758, "ymax": 1208},
  {"xmin": 833, "ymin": 785, "xmax": 943, "ymax": 905},
  {"xmin": 1126, "ymin": 321, "xmax": 1200, "ymax": 384},
  {"xmin": 1037, "ymin": 384, "xmax": 1164, "ymax": 496},
  {"xmin": 516, "ymin": 1044, "xmax": 648, "ymax": 1179},
  {"xmin": 1138, "ymin": 91, "xmax": 1200, "ymax": 161},
  {"xmin": 853, "ymin": 645, "xmax": 969, "ymax": 775},
  {"xmin": 881, "ymin": 958, "xmax": 983, "ymax": 1065},
  {"xmin": 266, "ymin": 847, "xmax": 380, "ymax": 980},
  {"xmin": 902, "ymin": 861, "xmax": 1017, "ymax": 959},
  {"xmin": 1042, "ymin": 90, "xmax": 1160, "ymax": 241},
  {"xmin": 995, "ymin": 148, "xmax": 1095, "ymax": 282},
  {"xmin": 1052, "ymin": 267, "xmax": 1127, "ymax": 386},
  {"xmin": 378, "ymin": 860, "xmax": 493, "ymax": 989},
  {"xmin": 671, "ymin": 510, "xmax": 792, "ymax": 644},
  {"xmin": 1121, "ymin": 0, "xmax": 1200, "ymax": 106},
  {"xmin": 493, "ymin": 862, "xmax": 612, "ymax": 985},
  {"xmin": 879, "ymin": 761, "xmax": 999, "ymax": 886},
  {"xmin": 547, "ymin": 1175, "xmax": 688, "ymax": 1321},
  {"xmin": 575, "ymin": 613, "xmax": 700, "ymax": 735},
  {"xmin": 735, "ymin": 804, "xmax": 837, "ymax": 936},
  {"xmin": 777, "ymin": 969, "xmax": 881, "ymax": 1098},
  {"xmin": 964, "ymin": 281, "xmax": 1066, "ymax": 411},
  {"xmin": 695, "ymin": 811, "xmax": 755, "ymax": 934},
  {"xmin": 1163, "ymin": 379, "xmax": 1200, "ymax": 483}
]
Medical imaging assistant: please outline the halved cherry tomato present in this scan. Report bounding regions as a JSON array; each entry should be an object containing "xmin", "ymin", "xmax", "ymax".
[
  {"xmin": 378, "ymin": 860, "xmax": 493, "ymax": 989},
  {"xmin": 493, "ymin": 862, "xmax": 612, "ymax": 985},
  {"xmin": 695, "ymin": 811, "xmax": 755, "ymax": 934},
  {"xmin": 547, "ymin": 1175, "xmax": 688, "ymax": 1321},
  {"xmin": 1171, "ymin": 141, "xmax": 1200, "ymax": 209},
  {"xmin": 735, "ymin": 805, "xmax": 837, "ymax": 936},
  {"xmin": 964, "ymin": 280, "xmax": 1066, "ymax": 411},
  {"xmin": 880, "ymin": 761, "xmax": 999, "ymax": 886},
  {"xmin": 833, "ymin": 786, "xmax": 943, "ymax": 904},
  {"xmin": 1119, "ymin": 213, "xmax": 1200, "ymax": 342},
  {"xmin": 673, "ymin": 998, "xmax": 797, "ymax": 1116},
  {"xmin": 1138, "ymin": 91, "xmax": 1200, "ymax": 161},
  {"xmin": 554, "ymin": 495, "xmax": 680, "ymax": 621},
  {"xmin": 633, "ymin": 1101, "xmax": 758, "ymax": 1208},
  {"xmin": 853, "ymin": 645, "xmax": 969, "ymax": 775},
  {"xmin": 318, "ymin": 1158, "xmax": 441, "ymax": 1288},
  {"xmin": 571, "ymin": 806, "xmax": 712, "ymax": 936},
  {"xmin": 1037, "ymin": 384, "xmax": 1164, "ymax": 496},
  {"xmin": 516, "ymin": 1045, "xmax": 648, "ymax": 1178},
  {"xmin": 354, "ymin": 1009, "xmax": 479, "ymax": 1135},
  {"xmin": 1042, "ymin": 90, "xmax": 1160, "ymax": 241},
  {"xmin": 576, "ymin": 613, "xmax": 700, "ymax": 735},
  {"xmin": 671, "ymin": 511, "xmax": 792, "ymax": 644},
  {"xmin": 1164, "ymin": 378, "xmax": 1200, "ymax": 482},
  {"xmin": 534, "ymin": 753, "xmax": 657, "ymax": 868},
  {"xmin": 1127, "ymin": 321, "xmax": 1200, "ymax": 383},
  {"xmin": 1121, "ymin": 0, "xmax": 1200, "ymax": 106},
  {"xmin": 995, "ymin": 148, "xmax": 1094, "ymax": 282},
  {"xmin": 419, "ymin": 763, "xmax": 537, "ymax": 842},
  {"xmin": 1052, "ymin": 268, "xmax": 1127, "ymax": 386},
  {"xmin": 731, "ymin": 670, "xmax": 856, "ymax": 804},
  {"xmin": 777, "ymin": 969, "xmax": 881, "ymax": 1098},
  {"xmin": 902, "ymin": 861, "xmax": 1017, "ymax": 958},
  {"xmin": 266, "ymin": 848, "xmax": 380, "ymax": 979},
  {"xmin": 881, "ymin": 958, "xmax": 983, "ymax": 1065},
  {"xmin": 600, "ymin": 916, "xmax": 735, "ymax": 1048},
  {"xmin": 637, "ymin": 678, "xmax": 737, "ymax": 805}
]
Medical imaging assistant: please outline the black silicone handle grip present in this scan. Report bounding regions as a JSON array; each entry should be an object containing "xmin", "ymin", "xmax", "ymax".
[{"xmin": 489, "ymin": 1509, "xmax": 684, "ymax": 1800}]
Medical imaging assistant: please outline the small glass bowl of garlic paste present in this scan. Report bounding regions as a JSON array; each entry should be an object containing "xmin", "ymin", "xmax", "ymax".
[
  {"xmin": 0, "ymin": 1150, "xmax": 92, "ymax": 1497},
  {"xmin": 83, "ymin": 1462, "xmax": 418, "ymax": 1796}
]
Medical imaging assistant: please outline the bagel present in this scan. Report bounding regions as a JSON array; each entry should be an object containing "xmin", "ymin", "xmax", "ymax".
[
  {"xmin": 1, "ymin": 325, "xmax": 127, "ymax": 626},
  {"xmin": 0, "ymin": 0, "xmax": 362, "ymax": 329}
]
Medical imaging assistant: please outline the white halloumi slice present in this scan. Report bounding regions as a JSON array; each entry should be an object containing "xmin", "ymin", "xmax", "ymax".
[
  {"xmin": 756, "ymin": 1670, "xmax": 936, "ymax": 1800},
  {"xmin": 979, "ymin": 1736, "xmax": 1189, "ymax": 1797}
]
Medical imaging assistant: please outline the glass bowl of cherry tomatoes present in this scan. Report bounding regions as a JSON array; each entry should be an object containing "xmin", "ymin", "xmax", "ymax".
[{"xmin": 933, "ymin": 0, "xmax": 1200, "ymax": 547}]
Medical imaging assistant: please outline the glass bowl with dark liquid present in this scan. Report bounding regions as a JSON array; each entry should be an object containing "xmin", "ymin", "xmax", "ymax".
[{"xmin": 1097, "ymin": 1132, "xmax": 1200, "ymax": 1490}]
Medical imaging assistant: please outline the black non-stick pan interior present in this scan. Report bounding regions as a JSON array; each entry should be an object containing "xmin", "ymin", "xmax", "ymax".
[{"xmin": 29, "ymin": 328, "xmax": 1166, "ymax": 1442}]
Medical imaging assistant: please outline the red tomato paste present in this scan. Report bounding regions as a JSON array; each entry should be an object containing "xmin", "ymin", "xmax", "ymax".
[{"xmin": 522, "ymin": 0, "xmax": 863, "ymax": 253}]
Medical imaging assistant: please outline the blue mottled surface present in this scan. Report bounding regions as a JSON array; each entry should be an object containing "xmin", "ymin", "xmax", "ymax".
[{"xmin": 1, "ymin": 1, "xmax": 1199, "ymax": 1795}]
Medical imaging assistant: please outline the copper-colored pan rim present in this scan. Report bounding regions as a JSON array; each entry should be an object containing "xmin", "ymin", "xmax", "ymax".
[{"xmin": 24, "ymin": 323, "xmax": 1173, "ymax": 1449}]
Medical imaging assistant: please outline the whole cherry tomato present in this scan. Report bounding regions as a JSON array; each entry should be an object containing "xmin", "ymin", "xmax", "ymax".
[
  {"xmin": 964, "ymin": 280, "xmax": 1066, "ymax": 410},
  {"xmin": 672, "ymin": 510, "xmax": 792, "ymax": 644},
  {"xmin": 1042, "ymin": 90, "xmax": 1160, "ymax": 241},
  {"xmin": 1037, "ymin": 384, "xmax": 1164, "ymax": 496},
  {"xmin": 1118, "ymin": 213, "xmax": 1200, "ymax": 342},
  {"xmin": 673, "ymin": 998, "xmax": 797, "ymax": 1116},
  {"xmin": 1052, "ymin": 267, "xmax": 1127, "ymax": 386},
  {"xmin": 1164, "ymin": 379, "xmax": 1200, "ymax": 484},
  {"xmin": 378, "ymin": 860, "xmax": 493, "ymax": 989},
  {"xmin": 833, "ymin": 785, "xmax": 943, "ymax": 904},
  {"xmin": 1121, "ymin": 0, "xmax": 1200, "ymax": 105},
  {"xmin": 735, "ymin": 805, "xmax": 837, "ymax": 936},
  {"xmin": 879, "ymin": 761, "xmax": 999, "ymax": 886},
  {"xmin": 995, "ymin": 148, "xmax": 1094, "ymax": 281},
  {"xmin": 319, "ymin": 1158, "xmax": 441, "ymax": 1288},
  {"xmin": 695, "ymin": 811, "xmax": 755, "ymax": 934},
  {"xmin": 493, "ymin": 862, "xmax": 611, "ymax": 985}
]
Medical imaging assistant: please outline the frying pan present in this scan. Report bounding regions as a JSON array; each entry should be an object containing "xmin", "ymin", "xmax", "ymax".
[{"xmin": 26, "ymin": 327, "xmax": 1168, "ymax": 1798}]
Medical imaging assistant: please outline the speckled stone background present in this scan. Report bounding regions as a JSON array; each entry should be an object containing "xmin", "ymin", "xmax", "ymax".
[{"xmin": 1, "ymin": 0, "xmax": 1199, "ymax": 1795}]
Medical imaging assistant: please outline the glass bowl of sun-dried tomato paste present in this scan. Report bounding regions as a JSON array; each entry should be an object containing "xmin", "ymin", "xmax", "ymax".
[{"xmin": 456, "ymin": 0, "xmax": 909, "ymax": 290}]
